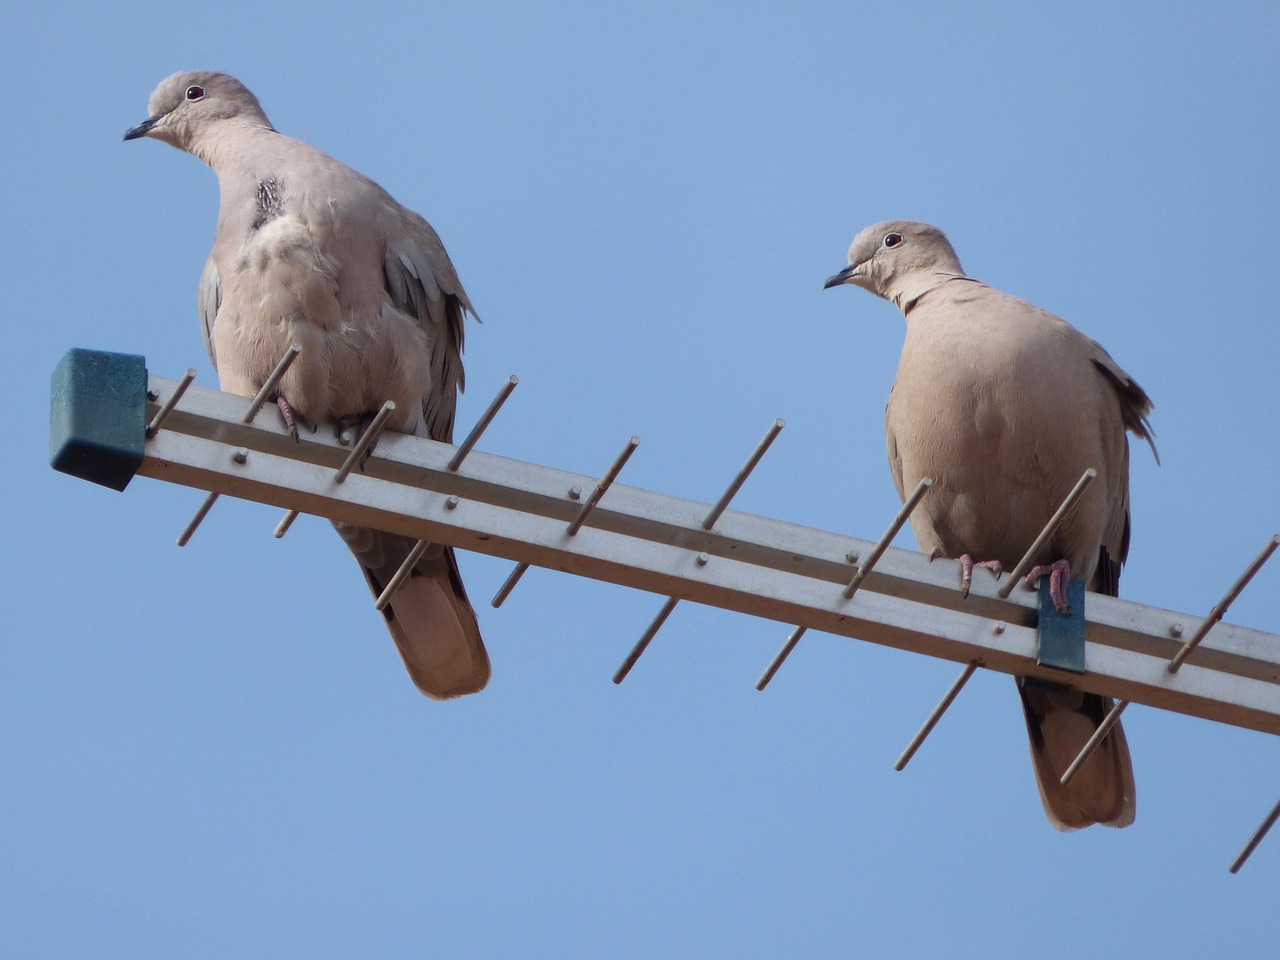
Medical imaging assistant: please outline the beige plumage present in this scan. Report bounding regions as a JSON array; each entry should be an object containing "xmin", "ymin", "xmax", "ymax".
[
  {"xmin": 126, "ymin": 71, "xmax": 489, "ymax": 699},
  {"xmin": 826, "ymin": 220, "xmax": 1157, "ymax": 829}
]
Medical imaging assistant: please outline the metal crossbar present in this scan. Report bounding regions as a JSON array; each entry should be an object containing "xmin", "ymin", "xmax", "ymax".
[{"xmin": 132, "ymin": 373, "xmax": 1280, "ymax": 737}]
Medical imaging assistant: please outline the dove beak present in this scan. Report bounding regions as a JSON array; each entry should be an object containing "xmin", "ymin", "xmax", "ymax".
[
  {"xmin": 823, "ymin": 264, "xmax": 860, "ymax": 289},
  {"xmin": 123, "ymin": 114, "xmax": 162, "ymax": 141}
]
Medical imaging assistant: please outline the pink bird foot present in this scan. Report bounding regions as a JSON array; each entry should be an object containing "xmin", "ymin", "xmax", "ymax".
[
  {"xmin": 276, "ymin": 395, "xmax": 301, "ymax": 441},
  {"xmin": 1025, "ymin": 558, "xmax": 1072, "ymax": 613},
  {"xmin": 929, "ymin": 548, "xmax": 1003, "ymax": 598}
]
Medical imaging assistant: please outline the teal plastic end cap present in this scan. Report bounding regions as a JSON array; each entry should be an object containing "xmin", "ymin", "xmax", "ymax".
[
  {"xmin": 1035, "ymin": 577, "xmax": 1086, "ymax": 674},
  {"xmin": 49, "ymin": 348, "xmax": 148, "ymax": 492}
]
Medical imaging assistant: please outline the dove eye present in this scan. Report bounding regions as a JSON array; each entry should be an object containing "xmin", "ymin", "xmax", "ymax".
[
  {"xmin": 883, "ymin": 233, "xmax": 904, "ymax": 249},
  {"xmin": 185, "ymin": 85, "xmax": 206, "ymax": 102}
]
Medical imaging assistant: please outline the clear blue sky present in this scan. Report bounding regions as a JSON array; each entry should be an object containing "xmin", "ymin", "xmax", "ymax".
[{"xmin": 4, "ymin": 1, "xmax": 1279, "ymax": 956}]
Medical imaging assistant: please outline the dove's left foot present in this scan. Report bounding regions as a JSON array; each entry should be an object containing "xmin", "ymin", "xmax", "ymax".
[
  {"xmin": 1025, "ymin": 558, "xmax": 1072, "ymax": 613},
  {"xmin": 276, "ymin": 395, "xmax": 301, "ymax": 441},
  {"xmin": 929, "ymin": 549, "xmax": 1003, "ymax": 598}
]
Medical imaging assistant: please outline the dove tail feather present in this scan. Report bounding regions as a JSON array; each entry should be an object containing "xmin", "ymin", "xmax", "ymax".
[
  {"xmin": 1017, "ymin": 677, "xmax": 1136, "ymax": 829},
  {"xmin": 332, "ymin": 522, "xmax": 490, "ymax": 699},
  {"xmin": 1015, "ymin": 542, "xmax": 1136, "ymax": 828}
]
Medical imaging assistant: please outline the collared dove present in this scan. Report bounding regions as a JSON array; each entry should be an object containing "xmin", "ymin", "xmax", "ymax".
[
  {"xmin": 825, "ymin": 220, "xmax": 1158, "ymax": 829},
  {"xmin": 125, "ymin": 71, "xmax": 489, "ymax": 699}
]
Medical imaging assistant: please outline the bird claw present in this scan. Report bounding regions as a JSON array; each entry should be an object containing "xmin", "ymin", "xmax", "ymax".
[
  {"xmin": 1025, "ymin": 559, "xmax": 1072, "ymax": 613},
  {"xmin": 275, "ymin": 395, "xmax": 302, "ymax": 441},
  {"xmin": 930, "ymin": 549, "xmax": 1002, "ymax": 598}
]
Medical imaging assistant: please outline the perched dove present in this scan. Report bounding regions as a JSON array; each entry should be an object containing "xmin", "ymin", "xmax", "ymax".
[
  {"xmin": 125, "ymin": 71, "xmax": 489, "ymax": 699},
  {"xmin": 825, "ymin": 220, "xmax": 1157, "ymax": 829}
]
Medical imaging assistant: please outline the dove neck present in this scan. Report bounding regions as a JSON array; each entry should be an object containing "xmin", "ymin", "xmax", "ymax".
[
  {"xmin": 892, "ymin": 272, "xmax": 973, "ymax": 317},
  {"xmin": 192, "ymin": 121, "xmax": 280, "ymax": 176}
]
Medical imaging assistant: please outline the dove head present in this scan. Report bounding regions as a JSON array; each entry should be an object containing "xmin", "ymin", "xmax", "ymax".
[
  {"xmin": 124, "ymin": 71, "xmax": 274, "ymax": 156},
  {"xmin": 824, "ymin": 220, "xmax": 966, "ymax": 307}
]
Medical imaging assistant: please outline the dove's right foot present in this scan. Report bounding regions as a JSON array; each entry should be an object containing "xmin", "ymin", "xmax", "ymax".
[
  {"xmin": 1025, "ymin": 558, "xmax": 1072, "ymax": 613},
  {"xmin": 335, "ymin": 413, "xmax": 383, "ymax": 470},
  {"xmin": 929, "ymin": 549, "xmax": 1003, "ymax": 598}
]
